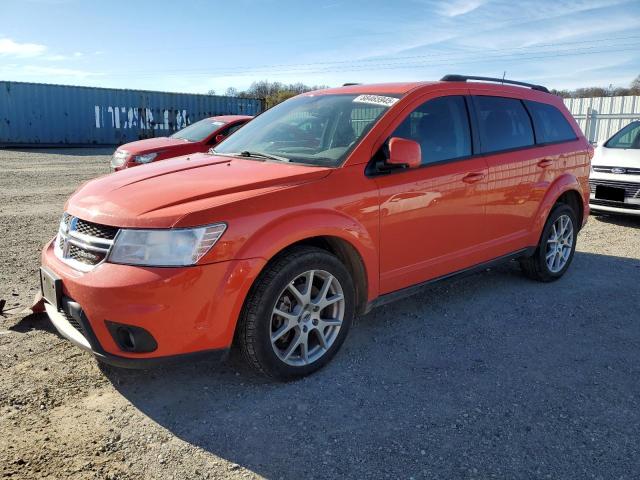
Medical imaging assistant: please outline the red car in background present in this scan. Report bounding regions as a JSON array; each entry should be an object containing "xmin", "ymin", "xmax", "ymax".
[{"xmin": 110, "ymin": 115, "xmax": 252, "ymax": 171}]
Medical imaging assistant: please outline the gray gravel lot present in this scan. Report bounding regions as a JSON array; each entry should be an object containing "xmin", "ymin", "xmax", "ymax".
[{"xmin": 1, "ymin": 148, "xmax": 639, "ymax": 480}]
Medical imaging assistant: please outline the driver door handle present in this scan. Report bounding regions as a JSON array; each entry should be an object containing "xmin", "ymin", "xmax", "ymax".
[{"xmin": 462, "ymin": 172, "xmax": 486, "ymax": 184}]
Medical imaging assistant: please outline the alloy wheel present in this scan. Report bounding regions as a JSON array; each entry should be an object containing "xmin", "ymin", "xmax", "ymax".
[
  {"xmin": 545, "ymin": 214, "xmax": 574, "ymax": 273},
  {"xmin": 270, "ymin": 269, "xmax": 345, "ymax": 366}
]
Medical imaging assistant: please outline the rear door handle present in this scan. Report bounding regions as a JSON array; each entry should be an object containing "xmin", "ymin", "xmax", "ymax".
[
  {"xmin": 537, "ymin": 159, "xmax": 553, "ymax": 168},
  {"xmin": 462, "ymin": 172, "xmax": 486, "ymax": 184}
]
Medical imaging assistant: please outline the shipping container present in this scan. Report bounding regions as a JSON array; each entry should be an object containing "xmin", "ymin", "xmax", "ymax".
[{"xmin": 0, "ymin": 81, "xmax": 263, "ymax": 147}]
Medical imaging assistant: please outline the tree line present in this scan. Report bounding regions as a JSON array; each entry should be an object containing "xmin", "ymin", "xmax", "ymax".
[
  {"xmin": 208, "ymin": 75, "xmax": 640, "ymax": 106},
  {"xmin": 551, "ymin": 74, "xmax": 640, "ymax": 98},
  {"xmin": 208, "ymin": 81, "xmax": 328, "ymax": 108}
]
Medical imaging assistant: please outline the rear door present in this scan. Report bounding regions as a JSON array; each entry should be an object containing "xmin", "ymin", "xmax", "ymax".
[
  {"xmin": 374, "ymin": 91, "xmax": 491, "ymax": 294},
  {"xmin": 469, "ymin": 93, "xmax": 543, "ymax": 254}
]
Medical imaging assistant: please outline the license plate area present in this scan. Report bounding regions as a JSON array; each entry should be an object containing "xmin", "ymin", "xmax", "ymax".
[
  {"xmin": 595, "ymin": 185, "xmax": 625, "ymax": 202},
  {"xmin": 40, "ymin": 267, "xmax": 62, "ymax": 310}
]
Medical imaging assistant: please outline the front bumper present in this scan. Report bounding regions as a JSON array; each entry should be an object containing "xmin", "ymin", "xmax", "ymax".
[
  {"xmin": 44, "ymin": 298, "xmax": 228, "ymax": 368},
  {"xmin": 589, "ymin": 200, "xmax": 640, "ymax": 215},
  {"xmin": 41, "ymin": 239, "xmax": 265, "ymax": 367},
  {"xmin": 589, "ymin": 172, "xmax": 640, "ymax": 215}
]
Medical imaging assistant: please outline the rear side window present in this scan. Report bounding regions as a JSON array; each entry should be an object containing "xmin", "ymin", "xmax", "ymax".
[
  {"xmin": 391, "ymin": 96, "xmax": 472, "ymax": 165},
  {"xmin": 525, "ymin": 100, "xmax": 577, "ymax": 144},
  {"xmin": 473, "ymin": 96, "xmax": 534, "ymax": 153}
]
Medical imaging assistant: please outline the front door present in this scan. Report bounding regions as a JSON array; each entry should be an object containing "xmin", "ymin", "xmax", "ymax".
[{"xmin": 374, "ymin": 94, "xmax": 490, "ymax": 294}]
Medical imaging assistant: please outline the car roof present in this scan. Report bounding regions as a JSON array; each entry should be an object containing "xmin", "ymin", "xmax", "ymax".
[
  {"xmin": 207, "ymin": 115, "xmax": 253, "ymax": 123},
  {"xmin": 310, "ymin": 82, "xmax": 437, "ymax": 95},
  {"xmin": 308, "ymin": 81, "xmax": 558, "ymax": 103}
]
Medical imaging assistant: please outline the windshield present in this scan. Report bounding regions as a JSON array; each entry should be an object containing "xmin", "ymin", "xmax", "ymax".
[
  {"xmin": 605, "ymin": 121, "xmax": 640, "ymax": 149},
  {"xmin": 213, "ymin": 93, "xmax": 399, "ymax": 166},
  {"xmin": 170, "ymin": 119, "xmax": 225, "ymax": 142}
]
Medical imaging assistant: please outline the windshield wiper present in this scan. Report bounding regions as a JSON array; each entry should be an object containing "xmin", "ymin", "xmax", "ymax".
[
  {"xmin": 208, "ymin": 150, "xmax": 290, "ymax": 162},
  {"xmin": 239, "ymin": 151, "xmax": 290, "ymax": 162}
]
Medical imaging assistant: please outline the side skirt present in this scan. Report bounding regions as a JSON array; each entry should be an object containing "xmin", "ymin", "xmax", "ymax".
[{"xmin": 366, "ymin": 247, "xmax": 536, "ymax": 311}]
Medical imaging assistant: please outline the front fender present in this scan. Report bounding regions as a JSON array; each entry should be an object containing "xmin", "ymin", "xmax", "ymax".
[{"xmin": 234, "ymin": 209, "xmax": 379, "ymax": 301}]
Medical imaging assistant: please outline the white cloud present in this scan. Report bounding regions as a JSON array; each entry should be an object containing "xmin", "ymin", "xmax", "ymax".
[
  {"xmin": 438, "ymin": 0, "xmax": 485, "ymax": 17},
  {"xmin": 21, "ymin": 65, "xmax": 100, "ymax": 78},
  {"xmin": 43, "ymin": 51, "xmax": 86, "ymax": 62},
  {"xmin": 0, "ymin": 63, "xmax": 101, "ymax": 79},
  {"xmin": 0, "ymin": 38, "xmax": 47, "ymax": 57},
  {"xmin": 44, "ymin": 54, "xmax": 69, "ymax": 61}
]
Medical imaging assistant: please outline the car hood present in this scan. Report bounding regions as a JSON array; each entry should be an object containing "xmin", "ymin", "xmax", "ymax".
[
  {"xmin": 66, "ymin": 154, "xmax": 332, "ymax": 228},
  {"xmin": 117, "ymin": 137, "xmax": 193, "ymax": 154},
  {"xmin": 592, "ymin": 146, "xmax": 640, "ymax": 168}
]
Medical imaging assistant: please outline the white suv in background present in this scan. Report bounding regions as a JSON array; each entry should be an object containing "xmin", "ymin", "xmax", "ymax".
[{"xmin": 589, "ymin": 121, "xmax": 640, "ymax": 215}]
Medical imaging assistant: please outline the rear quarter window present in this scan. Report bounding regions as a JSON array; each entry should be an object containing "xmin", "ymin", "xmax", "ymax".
[
  {"xmin": 524, "ymin": 100, "xmax": 577, "ymax": 144},
  {"xmin": 473, "ymin": 96, "xmax": 534, "ymax": 153}
]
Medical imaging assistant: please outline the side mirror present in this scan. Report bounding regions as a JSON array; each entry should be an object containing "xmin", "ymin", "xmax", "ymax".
[
  {"xmin": 214, "ymin": 133, "xmax": 225, "ymax": 144},
  {"xmin": 387, "ymin": 137, "xmax": 421, "ymax": 169}
]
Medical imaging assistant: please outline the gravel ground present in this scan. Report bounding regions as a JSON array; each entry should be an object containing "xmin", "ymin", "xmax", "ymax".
[{"xmin": 1, "ymin": 148, "xmax": 639, "ymax": 480}]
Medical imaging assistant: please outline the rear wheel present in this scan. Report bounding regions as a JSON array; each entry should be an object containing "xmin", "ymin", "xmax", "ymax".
[
  {"xmin": 237, "ymin": 246, "xmax": 354, "ymax": 380},
  {"xmin": 520, "ymin": 203, "xmax": 578, "ymax": 282}
]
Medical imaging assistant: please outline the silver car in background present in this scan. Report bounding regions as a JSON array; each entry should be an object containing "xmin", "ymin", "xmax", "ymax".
[{"xmin": 589, "ymin": 121, "xmax": 640, "ymax": 215}]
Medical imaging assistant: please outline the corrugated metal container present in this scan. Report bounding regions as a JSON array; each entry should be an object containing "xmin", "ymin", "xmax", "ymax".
[
  {"xmin": 564, "ymin": 95, "xmax": 640, "ymax": 143},
  {"xmin": 0, "ymin": 81, "xmax": 263, "ymax": 146}
]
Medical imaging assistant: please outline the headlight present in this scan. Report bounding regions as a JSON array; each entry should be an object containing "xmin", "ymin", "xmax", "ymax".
[
  {"xmin": 108, "ymin": 223, "xmax": 226, "ymax": 266},
  {"xmin": 133, "ymin": 152, "xmax": 158, "ymax": 164}
]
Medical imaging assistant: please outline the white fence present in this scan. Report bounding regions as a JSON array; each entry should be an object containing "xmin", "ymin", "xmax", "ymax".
[{"xmin": 564, "ymin": 96, "xmax": 640, "ymax": 144}]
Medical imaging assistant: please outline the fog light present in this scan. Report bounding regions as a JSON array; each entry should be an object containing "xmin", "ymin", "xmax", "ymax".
[{"xmin": 105, "ymin": 321, "xmax": 157, "ymax": 353}]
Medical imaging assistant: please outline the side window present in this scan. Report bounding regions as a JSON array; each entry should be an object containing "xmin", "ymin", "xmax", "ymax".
[
  {"xmin": 525, "ymin": 100, "xmax": 577, "ymax": 144},
  {"xmin": 226, "ymin": 123, "xmax": 244, "ymax": 136},
  {"xmin": 390, "ymin": 96, "xmax": 471, "ymax": 165},
  {"xmin": 473, "ymin": 96, "xmax": 534, "ymax": 153}
]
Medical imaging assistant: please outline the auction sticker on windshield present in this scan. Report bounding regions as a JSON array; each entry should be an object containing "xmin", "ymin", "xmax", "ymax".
[{"xmin": 353, "ymin": 95, "xmax": 398, "ymax": 107}]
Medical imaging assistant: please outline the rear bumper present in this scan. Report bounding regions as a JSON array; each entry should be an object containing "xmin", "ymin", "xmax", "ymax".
[{"xmin": 41, "ymin": 238, "xmax": 265, "ymax": 366}]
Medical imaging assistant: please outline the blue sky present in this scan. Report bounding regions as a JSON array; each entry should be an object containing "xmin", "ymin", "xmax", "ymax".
[{"xmin": 1, "ymin": 0, "xmax": 639, "ymax": 94}]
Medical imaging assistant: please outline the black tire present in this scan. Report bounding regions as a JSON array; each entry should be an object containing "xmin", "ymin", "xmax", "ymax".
[
  {"xmin": 237, "ymin": 246, "xmax": 355, "ymax": 380},
  {"xmin": 520, "ymin": 203, "xmax": 578, "ymax": 282}
]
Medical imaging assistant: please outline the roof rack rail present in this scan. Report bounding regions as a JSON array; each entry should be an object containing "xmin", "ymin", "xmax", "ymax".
[
  {"xmin": 342, "ymin": 83, "xmax": 361, "ymax": 86},
  {"xmin": 440, "ymin": 74, "xmax": 549, "ymax": 93}
]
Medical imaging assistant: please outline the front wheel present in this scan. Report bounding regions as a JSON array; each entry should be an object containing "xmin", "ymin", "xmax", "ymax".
[
  {"xmin": 237, "ymin": 246, "xmax": 355, "ymax": 380},
  {"xmin": 520, "ymin": 203, "xmax": 578, "ymax": 282}
]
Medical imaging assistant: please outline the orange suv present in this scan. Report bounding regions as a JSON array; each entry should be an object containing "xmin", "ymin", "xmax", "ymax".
[{"xmin": 40, "ymin": 75, "xmax": 591, "ymax": 379}]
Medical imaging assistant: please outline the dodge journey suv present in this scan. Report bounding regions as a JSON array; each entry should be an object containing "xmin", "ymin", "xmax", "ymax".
[{"xmin": 40, "ymin": 75, "xmax": 591, "ymax": 380}]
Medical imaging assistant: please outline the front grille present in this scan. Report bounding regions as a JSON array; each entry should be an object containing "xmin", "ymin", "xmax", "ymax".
[
  {"xmin": 592, "ymin": 166, "xmax": 640, "ymax": 175},
  {"xmin": 60, "ymin": 307, "xmax": 84, "ymax": 335},
  {"xmin": 54, "ymin": 213, "xmax": 119, "ymax": 272},
  {"xmin": 590, "ymin": 199, "xmax": 640, "ymax": 210},
  {"xmin": 589, "ymin": 179, "xmax": 640, "ymax": 198},
  {"xmin": 75, "ymin": 219, "xmax": 118, "ymax": 240},
  {"xmin": 68, "ymin": 244, "xmax": 107, "ymax": 265}
]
